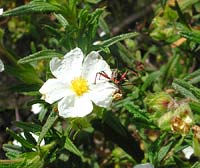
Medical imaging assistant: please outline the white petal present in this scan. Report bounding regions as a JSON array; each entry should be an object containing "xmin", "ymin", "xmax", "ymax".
[
  {"xmin": 182, "ymin": 146, "xmax": 194, "ymax": 159},
  {"xmin": 89, "ymin": 82, "xmax": 117, "ymax": 108},
  {"xmin": 30, "ymin": 132, "xmax": 45, "ymax": 146},
  {"xmin": 50, "ymin": 48, "xmax": 83, "ymax": 81},
  {"xmin": 39, "ymin": 79, "xmax": 70, "ymax": 104},
  {"xmin": 0, "ymin": 59, "xmax": 4, "ymax": 72},
  {"xmin": 31, "ymin": 103, "xmax": 43, "ymax": 114},
  {"xmin": 58, "ymin": 94, "xmax": 93, "ymax": 118},
  {"xmin": 0, "ymin": 8, "xmax": 3, "ymax": 15},
  {"xmin": 82, "ymin": 51, "xmax": 112, "ymax": 84}
]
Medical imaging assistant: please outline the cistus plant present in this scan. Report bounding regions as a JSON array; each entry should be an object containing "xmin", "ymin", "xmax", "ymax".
[{"xmin": 0, "ymin": 0, "xmax": 200, "ymax": 168}]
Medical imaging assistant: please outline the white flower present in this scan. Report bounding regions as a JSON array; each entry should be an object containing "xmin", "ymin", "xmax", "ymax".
[
  {"xmin": 31, "ymin": 103, "xmax": 43, "ymax": 114},
  {"xmin": 182, "ymin": 146, "xmax": 194, "ymax": 159},
  {"xmin": 0, "ymin": 8, "xmax": 3, "ymax": 15},
  {"xmin": 39, "ymin": 48, "xmax": 117, "ymax": 118},
  {"xmin": 0, "ymin": 59, "xmax": 4, "ymax": 72}
]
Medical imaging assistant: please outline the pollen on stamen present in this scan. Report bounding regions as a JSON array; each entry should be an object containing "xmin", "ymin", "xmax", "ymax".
[{"xmin": 71, "ymin": 77, "xmax": 89, "ymax": 96}]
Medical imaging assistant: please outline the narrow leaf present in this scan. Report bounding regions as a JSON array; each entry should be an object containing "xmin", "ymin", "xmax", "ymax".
[
  {"xmin": 157, "ymin": 141, "xmax": 174, "ymax": 162},
  {"xmin": 18, "ymin": 50, "xmax": 63, "ymax": 64},
  {"xmin": 180, "ymin": 30, "xmax": 200, "ymax": 43},
  {"xmin": 172, "ymin": 79, "xmax": 200, "ymax": 100},
  {"xmin": 37, "ymin": 111, "xmax": 58, "ymax": 145},
  {"xmin": 6, "ymin": 129, "xmax": 35, "ymax": 149},
  {"xmin": 54, "ymin": 13, "xmax": 69, "ymax": 27},
  {"xmin": 0, "ymin": 159, "xmax": 24, "ymax": 168},
  {"xmin": 95, "ymin": 32, "xmax": 139, "ymax": 49},
  {"xmin": 103, "ymin": 111, "xmax": 128, "ymax": 138},
  {"xmin": 3, "ymin": 144, "xmax": 22, "ymax": 159},
  {"xmin": 14, "ymin": 122, "xmax": 42, "ymax": 133},
  {"xmin": 64, "ymin": 137, "xmax": 82, "ymax": 157},
  {"xmin": 191, "ymin": 162, "xmax": 200, "ymax": 168},
  {"xmin": 189, "ymin": 102, "xmax": 200, "ymax": 115},
  {"xmin": 6, "ymin": 65, "xmax": 43, "ymax": 84},
  {"xmin": 141, "ymin": 71, "xmax": 162, "ymax": 91},
  {"xmin": 2, "ymin": 1, "xmax": 62, "ymax": 17},
  {"xmin": 125, "ymin": 103, "xmax": 149, "ymax": 122},
  {"xmin": 148, "ymin": 133, "xmax": 167, "ymax": 164},
  {"xmin": 172, "ymin": 83, "xmax": 197, "ymax": 100},
  {"xmin": 184, "ymin": 69, "xmax": 200, "ymax": 84}
]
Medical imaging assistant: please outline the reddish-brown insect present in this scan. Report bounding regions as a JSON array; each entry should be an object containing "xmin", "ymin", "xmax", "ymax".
[
  {"xmin": 95, "ymin": 70, "xmax": 128, "ymax": 85},
  {"xmin": 94, "ymin": 70, "xmax": 128, "ymax": 100}
]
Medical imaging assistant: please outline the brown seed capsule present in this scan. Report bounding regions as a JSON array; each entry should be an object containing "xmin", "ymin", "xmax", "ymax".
[{"xmin": 171, "ymin": 116, "xmax": 190, "ymax": 135}]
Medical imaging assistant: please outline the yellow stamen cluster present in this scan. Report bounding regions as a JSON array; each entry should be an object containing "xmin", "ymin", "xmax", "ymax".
[{"xmin": 71, "ymin": 77, "xmax": 89, "ymax": 96}]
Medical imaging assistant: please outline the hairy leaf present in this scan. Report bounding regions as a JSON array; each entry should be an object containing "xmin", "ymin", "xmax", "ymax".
[
  {"xmin": 64, "ymin": 137, "xmax": 82, "ymax": 157},
  {"xmin": 6, "ymin": 129, "xmax": 35, "ymax": 149},
  {"xmin": 18, "ymin": 50, "xmax": 63, "ymax": 64},
  {"xmin": 95, "ymin": 32, "xmax": 139, "ymax": 49},
  {"xmin": 37, "ymin": 111, "xmax": 58, "ymax": 146},
  {"xmin": 172, "ymin": 79, "xmax": 200, "ymax": 100},
  {"xmin": 14, "ymin": 122, "xmax": 42, "ymax": 133},
  {"xmin": 0, "ymin": 158, "xmax": 24, "ymax": 168},
  {"xmin": 1, "ymin": 1, "xmax": 62, "ymax": 17}
]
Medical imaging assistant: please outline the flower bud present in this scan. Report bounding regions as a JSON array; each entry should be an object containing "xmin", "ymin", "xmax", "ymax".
[
  {"xmin": 157, "ymin": 103, "xmax": 193, "ymax": 134},
  {"xmin": 145, "ymin": 92, "xmax": 172, "ymax": 115},
  {"xmin": 157, "ymin": 111, "xmax": 173, "ymax": 131}
]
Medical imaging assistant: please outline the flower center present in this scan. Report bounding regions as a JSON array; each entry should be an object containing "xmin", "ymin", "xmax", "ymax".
[{"xmin": 71, "ymin": 77, "xmax": 89, "ymax": 96}]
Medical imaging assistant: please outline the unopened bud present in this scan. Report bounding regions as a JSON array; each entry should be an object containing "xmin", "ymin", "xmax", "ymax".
[
  {"xmin": 157, "ymin": 111, "xmax": 173, "ymax": 130},
  {"xmin": 145, "ymin": 92, "xmax": 172, "ymax": 114}
]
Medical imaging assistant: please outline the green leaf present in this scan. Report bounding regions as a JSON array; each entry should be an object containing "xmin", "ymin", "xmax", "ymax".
[
  {"xmin": 161, "ymin": 54, "xmax": 180, "ymax": 85},
  {"xmin": 174, "ymin": 0, "xmax": 190, "ymax": 28},
  {"xmin": 24, "ymin": 132, "xmax": 37, "ymax": 146},
  {"xmin": 14, "ymin": 122, "xmax": 42, "ymax": 133},
  {"xmin": 191, "ymin": 162, "xmax": 200, "ymax": 168},
  {"xmin": 54, "ymin": 13, "xmax": 69, "ymax": 27},
  {"xmin": 179, "ymin": 0, "xmax": 200, "ymax": 10},
  {"xmin": 18, "ymin": 50, "xmax": 63, "ymax": 64},
  {"xmin": 37, "ymin": 111, "xmax": 58, "ymax": 146},
  {"xmin": 6, "ymin": 65, "xmax": 42, "ymax": 84},
  {"xmin": 86, "ymin": 0, "xmax": 102, "ymax": 4},
  {"xmin": 18, "ymin": 152, "xmax": 44, "ymax": 168},
  {"xmin": 64, "ymin": 137, "xmax": 82, "ymax": 157},
  {"xmin": 141, "ymin": 71, "xmax": 162, "ymax": 91},
  {"xmin": 95, "ymin": 32, "xmax": 139, "ymax": 49},
  {"xmin": 1, "ymin": 1, "xmax": 62, "ymax": 17},
  {"xmin": 3, "ymin": 144, "xmax": 22, "ymax": 154},
  {"xmin": 172, "ymin": 79, "xmax": 200, "ymax": 100},
  {"xmin": 189, "ymin": 101, "xmax": 200, "ymax": 115},
  {"xmin": 9, "ymin": 84, "xmax": 40, "ymax": 93},
  {"xmin": 3, "ymin": 144, "xmax": 22, "ymax": 159},
  {"xmin": 157, "ymin": 141, "xmax": 174, "ymax": 162},
  {"xmin": 103, "ymin": 111, "xmax": 128, "ymax": 138},
  {"xmin": 148, "ymin": 133, "xmax": 167, "ymax": 164},
  {"xmin": 124, "ymin": 103, "xmax": 155, "ymax": 128},
  {"xmin": 184, "ymin": 69, "xmax": 200, "ymax": 84},
  {"xmin": 6, "ymin": 128, "xmax": 35, "ymax": 149},
  {"xmin": 160, "ymin": 0, "xmax": 167, "ymax": 8},
  {"xmin": 0, "ymin": 158, "xmax": 24, "ymax": 168},
  {"xmin": 180, "ymin": 30, "xmax": 200, "ymax": 43}
]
